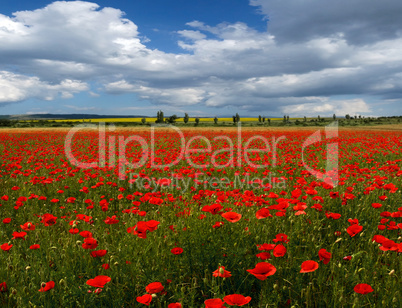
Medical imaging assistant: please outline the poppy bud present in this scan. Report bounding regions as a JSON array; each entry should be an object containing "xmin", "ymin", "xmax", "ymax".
[
  {"xmin": 335, "ymin": 238, "xmax": 342, "ymax": 243},
  {"xmin": 358, "ymin": 268, "xmax": 364, "ymax": 272},
  {"xmin": 273, "ymin": 284, "xmax": 278, "ymax": 290},
  {"xmin": 151, "ymin": 294, "xmax": 157, "ymax": 298},
  {"xmin": 26, "ymin": 266, "xmax": 31, "ymax": 271},
  {"xmin": 338, "ymin": 263, "xmax": 341, "ymax": 268},
  {"xmin": 219, "ymin": 267, "xmax": 225, "ymax": 275},
  {"xmin": 389, "ymin": 270, "xmax": 395, "ymax": 276},
  {"xmin": 76, "ymin": 240, "xmax": 82, "ymax": 245},
  {"xmin": 59, "ymin": 279, "xmax": 66, "ymax": 287}
]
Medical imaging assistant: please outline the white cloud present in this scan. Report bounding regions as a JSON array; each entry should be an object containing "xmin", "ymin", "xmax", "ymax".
[
  {"xmin": 0, "ymin": 70, "xmax": 88, "ymax": 103},
  {"xmin": 281, "ymin": 98, "xmax": 371, "ymax": 117}
]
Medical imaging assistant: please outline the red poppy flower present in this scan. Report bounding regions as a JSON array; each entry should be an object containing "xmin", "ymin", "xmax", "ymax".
[
  {"xmin": 273, "ymin": 244, "xmax": 287, "ymax": 257},
  {"xmin": 39, "ymin": 281, "xmax": 55, "ymax": 292},
  {"xmin": 104, "ymin": 215, "xmax": 119, "ymax": 224},
  {"xmin": 171, "ymin": 247, "xmax": 184, "ymax": 255},
  {"xmin": 12, "ymin": 231, "xmax": 27, "ymax": 240},
  {"xmin": 30, "ymin": 244, "xmax": 40, "ymax": 250},
  {"xmin": 80, "ymin": 231, "xmax": 93, "ymax": 238},
  {"xmin": 86, "ymin": 275, "xmax": 111, "ymax": 288},
  {"xmin": 213, "ymin": 266, "xmax": 232, "ymax": 278},
  {"xmin": 255, "ymin": 208, "xmax": 272, "ymax": 219},
  {"xmin": 325, "ymin": 212, "xmax": 341, "ymax": 220},
  {"xmin": 20, "ymin": 222, "xmax": 35, "ymax": 231},
  {"xmin": 82, "ymin": 238, "xmax": 98, "ymax": 249},
  {"xmin": 128, "ymin": 221, "xmax": 149, "ymax": 239},
  {"xmin": 346, "ymin": 224, "xmax": 363, "ymax": 237},
  {"xmin": 202, "ymin": 204, "xmax": 223, "ymax": 215},
  {"xmin": 69, "ymin": 228, "xmax": 79, "ymax": 234},
  {"xmin": 102, "ymin": 263, "xmax": 110, "ymax": 270},
  {"xmin": 2, "ymin": 218, "xmax": 11, "ymax": 224},
  {"xmin": 90, "ymin": 250, "xmax": 107, "ymax": 258},
  {"xmin": 223, "ymin": 294, "xmax": 252, "ymax": 306},
  {"xmin": 0, "ymin": 243, "xmax": 12, "ymax": 252},
  {"xmin": 247, "ymin": 262, "xmax": 276, "ymax": 280},
  {"xmin": 221, "ymin": 212, "xmax": 242, "ymax": 223},
  {"xmin": 137, "ymin": 294, "xmax": 152, "ymax": 306},
  {"xmin": 212, "ymin": 221, "xmax": 224, "ymax": 228},
  {"xmin": 168, "ymin": 303, "xmax": 182, "ymax": 308},
  {"xmin": 41, "ymin": 213, "xmax": 57, "ymax": 226},
  {"xmin": 318, "ymin": 248, "xmax": 332, "ymax": 264},
  {"xmin": 0, "ymin": 282, "xmax": 6, "ymax": 292},
  {"xmin": 145, "ymin": 282, "xmax": 164, "ymax": 294},
  {"xmin": 300, "ymin": 260, "xmax": 319, "ymax": 273},
  {"xmin": 257, "ymin": 243, "xmax": 275, "ymax": 251},
  {"xmin": 372, "ymin": 203, "xmax": 382, "ymax": 209},
  {"xmin": 273, "ymin": 233, "xmax": 289, "ymax": 243},
  {"xmin": 256, "ymin": 252, "xmax": 271, "ymax": 260},
  {"xmin": 204, "ymin": 298, "xmax": 226, "ymax": 308},
  {"xmin": 145, "ymin": 220, "xmax": 160, "ymax": 231},
  {"xmin": 354, "ymin": 283, "xmax": 374, "ymax": 294}
]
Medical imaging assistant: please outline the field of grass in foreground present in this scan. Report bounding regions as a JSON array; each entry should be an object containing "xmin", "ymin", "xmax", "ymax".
[{"xmin": 0, "ymin": 127, "xmax": 401, "ymax": 307}]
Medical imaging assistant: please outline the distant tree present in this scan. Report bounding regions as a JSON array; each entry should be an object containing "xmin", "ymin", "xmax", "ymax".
[
  {"xmin": 333, "ymin": 114, "xmax": 336, "ymax": 120},
  {"xmin": 318, "ymin": 115, "xmax": 321, "ymax": 121},
  {"xmin": 286, "ymin": 115, "xmax": 289, "ymax": 123},
  {"xmin": 184, "ymin": 113, "xmax": 189, "ymax": 124},
  {"xmin": 156, "ymin": 110, "xmax": 165, "ymax": 123},
  {"xmin": 214, "ymin": 117, "xmax": 218, "ymax": 124},
  {"xmin": 268, "ymin": 118, "xmax": 271, "ymax": 125},
  {"xmin": 166, "ymin": 115, "xmax": 178, "ymax": 124},
  {"xmin": 236, "ymin": 113, "xmax": 240, "ymax": 123},
  {"xmin": 0, "ymin": 119, "xmax": 12, "ymax": 127},
  {"xmin": 141, "ymin": 118, "xmax": 146, "ymax": 124},
  {"xmin": 195, "ymin": 117, "xmax": 200, "ymax": 126},
  {"xmin": 262, "ymin": 117, "xmax": 265, "ymax": 122},
  {"xmin": 283, "ymin": 115, "xmax": 286, "ymax": 123},
  {"xmin": 258, "ymin": 115, "xmax": 262, "ymax": 122},
  {"xmin": 233, "ymin": 116, "xmax": 237, "ymax": 124},
  {"xmin": 304, "ymin": 116, "xmax": 307, "ymax": 122},
  {"xmin": 345, "ymin": 114, "xmax": 350, "ymax": 120}
]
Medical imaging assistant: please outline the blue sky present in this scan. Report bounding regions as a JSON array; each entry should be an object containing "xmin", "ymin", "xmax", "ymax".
[{"xmin": 1, "ymin": 0, "xmax": 402, "ymax": 117}]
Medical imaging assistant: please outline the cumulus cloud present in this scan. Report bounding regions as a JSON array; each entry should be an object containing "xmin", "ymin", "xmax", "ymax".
[
  {"xmin": 0, "ymin": 1, "xmax": 401, "ymax": 115},
  {"xmin": 281, "ymin": 98, "xmax": 371, "ymax": 117},
  {"xmin": 0, "ymin": 71, "xmax": 88, "ymax": 103}
]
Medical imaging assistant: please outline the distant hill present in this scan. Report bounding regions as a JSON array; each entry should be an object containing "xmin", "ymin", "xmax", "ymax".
[{"xmin": 0, "ymin": 114, "xmax": 147, "ymax": 120}]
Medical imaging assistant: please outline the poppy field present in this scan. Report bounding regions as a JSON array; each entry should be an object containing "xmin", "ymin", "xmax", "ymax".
[{"xmin": 0, "ymin": 126, "xmax": 401, "ymax": 307}]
